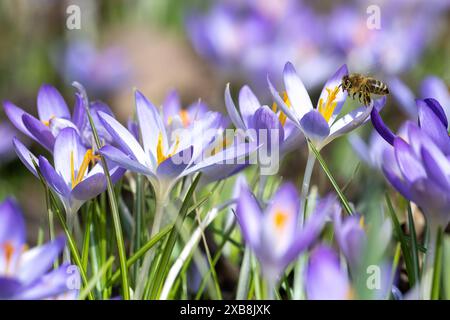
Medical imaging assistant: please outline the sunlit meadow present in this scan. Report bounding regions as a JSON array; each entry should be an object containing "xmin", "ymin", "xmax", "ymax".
[{"xmin": 0, "ymin": 0, "xmax": 449, "ymax": 301}]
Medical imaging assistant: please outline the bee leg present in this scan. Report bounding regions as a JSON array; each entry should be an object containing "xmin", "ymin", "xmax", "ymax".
[
  {"xmin": 358, "ymin": 92, "xmax": 362, "ymax": 103},
  {"xmin": 363, "ymin": 93, "xmax": 371, "ymax": 107},
  {"xmin": 352, "ymin": 92, "xmax": 357, "ymax": 99}
]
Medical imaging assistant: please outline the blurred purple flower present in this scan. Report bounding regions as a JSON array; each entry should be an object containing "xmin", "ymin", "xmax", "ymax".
[
  {"xmin": 3, "ymin": 84, "xmax": 116, "ymax": 152},
  {"xmin": 305, "ymin": 245, "xmax": 351, "ymax": 300},
  {"xmin": 348, "ymin": 131, "xmax": 390, "ymax": 170},
  {"xmin": 235, "ymin": 182, "xmax": 338, "ymax": 282},
  {"xmin": 0, "ymin": 197, "xmax": 79, "ymax": 300},
  {"xmin": 61, "ymin": 41, "xmax": 131, "ymax": 96}
]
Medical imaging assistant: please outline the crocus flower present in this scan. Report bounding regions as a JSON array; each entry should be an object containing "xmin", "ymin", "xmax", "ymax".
[
  {"xmin": 99, "ymin": 90, "xmax": 255, "ymax": 203},
  {"xmin": 3, "ymin": 84, "xmax": 116, "ymax": 152},
  {"xmin": 13, "ymin": 128, "xmax": 125, "ymax": 216},
  {"xmin": 268, "ymin": 62, "xmax": 386, "ymax": 150},
  {"xmin": 0, "ymin": 197, "xmax": 79, "ymax": 300},
  {"xmin": 372, "ymin": 98, "xmax": 450, "ymax": 298},
  {"xmin": 305, "ymin": 245, "xmax": 351, "ymax": 300},
  {"xmin": 225, "ymin": 83, "xmax": 303, "ymax": 156},
  {"xmin": 390, "ymin": 76, "xmax": 449, "ymax": 121},
  {"xmin": 235, "ymin": 182, "xmax": 338, "ymax": 283}
]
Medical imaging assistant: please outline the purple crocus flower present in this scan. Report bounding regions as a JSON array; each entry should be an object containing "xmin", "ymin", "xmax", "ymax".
[
  {"xmin": 3, "ymin": 84, "xmax": 116, "ymax": 152},
  {"xmin": 305, "ymin": 245, "xmax": 351, "ymax": 300},
  {"xmin": 225, "ymin": 83, "xmax": 303, "ymax": 155},
  {"xmin": 235, "ymin": 182, "xmax": 338, "ymax": 283},
  {"xmin": 0, "ymin": 197, "xmax": 79, "ymax": 300},
  {"xmin": 99, "ymin": 90, "xmax": 255, "ymax": 203},
  {"xmin": 13, "ymin": 128, "xmax": 125, "ymax": 216},
  {"xmin": 268, "ymin": 62, "xmax": 386, "ymax": 150},
  {"xmin": 372, "ymin": 98, "xmax": 450, "ymax": 298}
]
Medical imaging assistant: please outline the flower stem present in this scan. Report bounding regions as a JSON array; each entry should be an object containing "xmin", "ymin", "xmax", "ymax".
[
  {"xmin": 300, "ymin": 150, "xmax": 316, "ymax": 223},
  {"xmin": 421, "ymin": 223, "xmax": 439, "ymax": 300}
]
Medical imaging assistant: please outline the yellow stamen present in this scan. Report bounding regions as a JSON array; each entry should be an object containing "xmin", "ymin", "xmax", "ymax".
[
  {"xmin": 272, "ymin": 92, "xmax": 292, "ymax": 127},
  {"xmin": 156, "ymin": 132, "xmax": 180, "ymax": 165},
  {"xmin": 210, "ymin": 136, "xmax": 232, "ymax": 156},
  {"xmin": 273, "ymin": 210, "xmax": 288, "ymax": 230},
  {"xmin": 70, "ymin": 149, "xmax": 99, "ymax": 189},
  {"xmin": 42, "ymin": 115, "xmax": 56, "ymax": 127},
  {"xmin": 167, "ymin": 116, "xmax": 173, "ymax": 126},
  {"xmin": 318, "ymin": 86, "xmax": 339, "ymax": 122}
]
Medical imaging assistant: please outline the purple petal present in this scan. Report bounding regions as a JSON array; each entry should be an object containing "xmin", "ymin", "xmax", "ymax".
[
  {"xmin": 370, "ymin": 107, "xmax": 395, "ymax": 145},
  {"xmin": 299, "ymin": 110, "xmax": 330, "ymax": 142},
  {"xmin": 417, "ymin": 99, "xmax": 450, "ymax": 154},
  {"xmin": 3, "ymin": 101, "xmax": 33, "ymax": 137},
  {"xmin": 99, "ymin": 145, "xmax": 153, "ymax": 176},
  {"xmin": 420, "ymin": 76, "xmax": 450, "ymax": 122},
  {"xmin": 306, "ymin": 246, "xmax": 350, "ymax": 300},
  {"xmin": 71, "ymin": 172, "xmax": 107, "ymax": 201},
  {"xmin": 421, "ymin": 144, "xmax": 450, "ymax": 190},
  {"xmin": 419, "ymin": 98, "xmax": 448, "ymax": 129},
  {"xmin": 236, "ymin": 184, "xmax": 263, "ymax": 250},
  {"xmin": 163, "ymin": 89, "xmax": 181, "ymax": 124},
  {"xmin": 38, "ymin": 156, "xmax": 70, "ymax": 196},
  {"xmin": 0, "ymin": 197, "xmax": 26, "ymax": 246},
  {"xmin": 71, "ymin": 93, "xmax": 86, "ymax": 129},
  {"xmin": 283, "ymin": 62, "xmax": 313, "ymax": 119},
  {"xmin": 13, "ymin": 138, "xmax": 39, "ymax": 178},
  {"xmin": 16, "ymin": 263, "xmax": 79, "ymax": 300},
  {"xmin": 37, "ymin": 84, "xmax": 70, "ymax": 121},
  {"xmin": 224, "ymin": 84, "xmax": 246, "ymax": 130},
  {"xmin": 239, "ymin": 85, "xmax": 261, "ymax": 129},
  {"xmin": 0, "ymin": 277, "xmax": 21, "ymax": 299},
  {"xmin": 17, "ymin": 236, "xmax": 66, "ymax": 286},
  {"xmin": 53, "ymin": 127, "xmax": 87, "ymax": 185},
  {"xmin": 393, "ymin": 138, "xmax": 426, "ymax": 184},
  {"xmin": 156, "ymin": 146, "xmax": 193, "ymax": 180},
  {"xmin": 253, "ymin": 106, "xmax": 284, "ymax": 148},
  {"xmin": 22, "ymin": 114, "xmax": 55, "ymax": 151},
  {"xmin": 267, "ymin": 75, "xmax": 300, "ymax": 126},
  {"xmin": 381, "ymin": 148, "xmax": 412, "ymax": 200},
  {"xmin": 98, "ymin": 111, "xmax": 148, "ymax": 166}
]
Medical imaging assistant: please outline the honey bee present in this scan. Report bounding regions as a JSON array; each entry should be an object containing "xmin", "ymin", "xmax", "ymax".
[{"xmin": 340, "ymin": 74, "xmax": 389, "ymax": 106}]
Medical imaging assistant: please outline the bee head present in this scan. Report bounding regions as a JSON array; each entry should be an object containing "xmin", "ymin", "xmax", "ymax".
[{"xmin": 341, "ymin": 75, "xmax": 352, "ymax": 91}]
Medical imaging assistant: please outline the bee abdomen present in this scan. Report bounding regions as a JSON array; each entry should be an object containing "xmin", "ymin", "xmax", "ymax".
[{"xmin": 368, "ymin": 79, "xmax": 389, "ymax": 95}]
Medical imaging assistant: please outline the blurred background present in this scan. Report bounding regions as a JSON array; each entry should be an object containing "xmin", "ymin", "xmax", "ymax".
[{"xmin": 0, "ymin": 0, "xmax": 449, "ymax": 240}]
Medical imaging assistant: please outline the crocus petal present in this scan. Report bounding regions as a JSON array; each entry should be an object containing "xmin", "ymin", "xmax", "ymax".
[
  {"xmin": 38, "ymin": 156, "xmax": 70, "ymax": 196},
  {"xmin": 71, "ymin": 172, "xmax": 107, "ymax": 201},
  {"xmin": 318, "ymin": 64, "xmax": 348, "ymax": 123},
  {"xmin": 224, "ymin": 84, "xmax": 246, "ymax": 130},
  {"xmin": 3, "ymin": 101, "xmax": 33, "ymax": 137},
  {"xmin": 283, "ymin": 62, "xmax": 313, "ymax": 119},
  {"xmin": 0, "ymin": 277, "xmax": 21, "ymax": 299},
  {"xmin": 13, "ymin": 138, "xmax": 38, "ymax": 178},
  {"xmin": 15, "ymin": 263, "xmax": 79, "ymax": 300},
  {"xmin": 239, "ymin": 85, "xmax": 261, "ymax": 129},
  {"xmin": 370, "ymin": 105, "xmax": 395, "ymax": 145},
  {"xmin": 267, "ymin": 75, "xmax": 301, "ymax": 126},
  {"xmin": 381, "ymin": 148, "xmax": 412, "ymax": 200},
  {"xmin": 53, "ymin": 127, "xmax": 87, "ymax": 186},
  {"xmin": 306, "ymin": 246, "xmax": 350, "ymax": 300},
  {"xmin": 37, "ymin": 84, "xmax": 70, "ymax": 121},
  {"xmin": 299, "ymin": 110, "xmax": 330, "ymax": 142},
  {"xmin": 262, "ymin": 183, "xmax": 300, "ymax": 259},
  {"xmin": 420, "ymin": 76, "xmax": 450, "ymax": 123},
  {"xmin": 17, "ymin": 236, "xmax": 66, "ymax": 286},
  {"xmin": 419, "ymin": 98, "xmax": 448, "ymax": 129},
  {"xmin": 135, "ymin": 90, "xmax": 166, "ymax": 168},
  {"xmin": 421, "ymin": 144, "xmax": 450, "ymax": 190},
  {"xmin": 389, "ymin": 77, "xmax": 417, "ymax": 118},
  {"xmin": 253, "ymin": 105, "xmax": 284, "ymax": 150},
  {"xmin": 393, "ymin": 138, "xmax": 426, "ymax": 184},
  {"xmin": 99, "ymin": 145, "xmax": 153, "ymax": 176},
  {"xmin": 236, "ymin": 184, "xmax": 263, "ymax": 250},
  {"xmin": 71, "ymin": 93, "xmax": 86, "ymax": 129},
  {"xmin": 417, "ymin": 99, "xmax": 450, "ymax": 154},
  {"xmin": 98, "ymin": 111, "xmax": 149, "ymax": 166},
  {"xmin": 0, "ymin": 198, "xmax": 26, "ymax": 246},
  {"xmin": 22, "ymin": 114, "xmax": 55, "ymax": 151},
  {"xmin": 156, "ymin": 146, "xmax": 193, "ymax": 180},
  {"xmin": 163, "ymin": 89, "xmax": 181, "ymax": 123}
]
